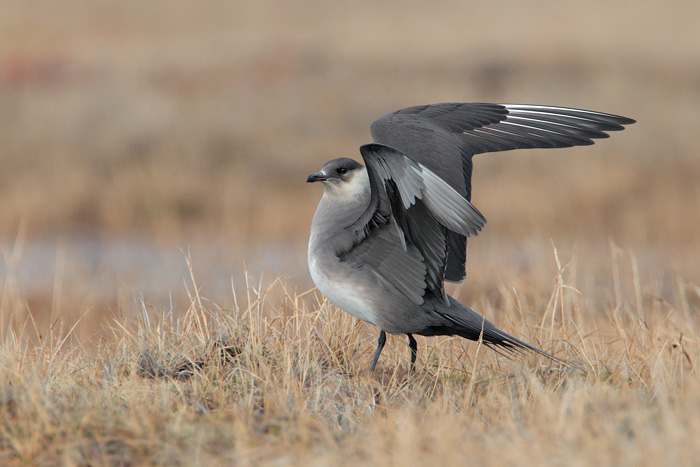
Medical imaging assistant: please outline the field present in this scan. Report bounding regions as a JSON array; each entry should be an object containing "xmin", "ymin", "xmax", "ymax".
[{"xmin": 1, "ymin": 1, "xmax": 700, "ymax": 465}]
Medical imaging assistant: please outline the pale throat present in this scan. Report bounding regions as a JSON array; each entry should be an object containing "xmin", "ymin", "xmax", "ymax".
[{"xmin": 323, "ymin": 167, "xmax": 369, "ymax": 203}]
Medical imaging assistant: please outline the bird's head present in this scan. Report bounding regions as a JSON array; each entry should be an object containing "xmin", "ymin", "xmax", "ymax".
[{"xmin": 306, "ymin": 158, "xmax": 368, "ymax": 199}]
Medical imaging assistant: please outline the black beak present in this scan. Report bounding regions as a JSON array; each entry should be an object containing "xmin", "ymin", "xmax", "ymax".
[{"xmin": 306, "ymin": 172, "xmax": 327, "ymax": 183}]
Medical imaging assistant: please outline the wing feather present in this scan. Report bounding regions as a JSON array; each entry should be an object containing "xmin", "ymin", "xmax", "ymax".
[
  {"xmin": 370, "ymin": 102, "xmax": 634, "ymax": 281},
  {"xmin": 341, "ymin": 143, "xmax": 486, "ymax": 305},
  {"xmin": 341, "ymin": 222, "xmax": 427, "ymax": 305}
]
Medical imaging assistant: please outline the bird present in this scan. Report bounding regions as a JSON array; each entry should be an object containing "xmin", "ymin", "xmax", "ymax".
[{"xmin": 306, "ymin": 102, "xmax": 634, "ymax": 371}]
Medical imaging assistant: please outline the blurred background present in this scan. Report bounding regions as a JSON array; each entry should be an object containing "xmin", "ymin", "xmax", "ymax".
[{"xmin": 1, "ymin": 0, "xmax": 698, "ymax": 338}]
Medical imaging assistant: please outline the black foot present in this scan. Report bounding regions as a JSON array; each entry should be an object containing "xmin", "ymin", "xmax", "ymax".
[
  {"xmin": 407, "ymin": 334, "xmax": 417, "ymax": 372},
  {"xmin": 369, "ymin": 330, "xmax": 386, "ymax": 371}
]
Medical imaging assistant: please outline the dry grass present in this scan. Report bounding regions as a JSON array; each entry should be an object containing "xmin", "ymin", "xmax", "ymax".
[
  {"xmin": 1, "ymin": 252, "xmax": 699, "ymax": 465},
  {"xmin": 1, "ymin": 0, "xmax": 700, "ymax": 465}
]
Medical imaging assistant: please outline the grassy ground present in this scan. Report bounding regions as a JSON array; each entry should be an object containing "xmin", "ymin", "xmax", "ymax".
[
  {"xmin": 1, "ymin": 256, "xmax": 699, "ymax": 465},
  {"xmin": 1, "ymin": 0, "xmax": 700, "ymax": 465}
]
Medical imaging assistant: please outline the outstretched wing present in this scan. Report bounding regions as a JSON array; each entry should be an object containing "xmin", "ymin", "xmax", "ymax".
[
  {"xmin": 339, "ymin": 143, "xmax": 485, "ymax": 306},
  {"xmin": 370, "ymin": 102, "xmax": 635, "ymax": 281}
]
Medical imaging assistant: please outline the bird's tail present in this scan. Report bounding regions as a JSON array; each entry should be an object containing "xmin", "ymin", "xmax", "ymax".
[{"xmin": 435, "ymin": 296, "xmax": 569, "ymax": 366}]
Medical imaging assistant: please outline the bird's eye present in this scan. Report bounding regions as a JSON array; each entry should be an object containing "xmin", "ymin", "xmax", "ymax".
[{"xmin": 338, "ymin": 167, "xmax": 348, "ymax": 175}]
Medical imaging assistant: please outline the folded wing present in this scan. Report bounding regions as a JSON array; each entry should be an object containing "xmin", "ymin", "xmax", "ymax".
[{"xmin": 339, "ymin": 143, "xmax": 485, "ymax": 305}]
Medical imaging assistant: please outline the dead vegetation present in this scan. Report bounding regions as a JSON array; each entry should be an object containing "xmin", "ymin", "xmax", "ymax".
[{"xmin": 1, "ymin": 249, "xmax": 699, "ymax": 465}]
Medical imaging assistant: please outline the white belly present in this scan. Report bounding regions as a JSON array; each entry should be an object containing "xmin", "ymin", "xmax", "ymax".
[{"xmin": 308, "ymin": 253, "xmax": 379, "ymax": 326}]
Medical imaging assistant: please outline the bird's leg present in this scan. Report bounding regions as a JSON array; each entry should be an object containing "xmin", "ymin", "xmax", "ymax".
[
  {"xmin": 369, "ymin": 330, "xmax": 386, "ymax": 371},
  {"xmin": 407, "ymin": 334, "xmax": 417, "ymax": 372}
]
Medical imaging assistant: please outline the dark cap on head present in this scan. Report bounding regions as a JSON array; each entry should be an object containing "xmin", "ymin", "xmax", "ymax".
[{"xmin": 306, "ymin": 158, "xmax": 364, "ymax": 183}]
